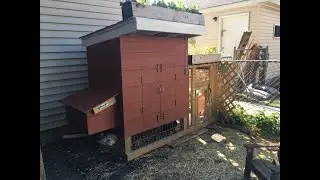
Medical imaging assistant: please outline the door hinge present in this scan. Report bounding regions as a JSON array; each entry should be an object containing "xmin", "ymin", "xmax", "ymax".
[
  {"xmin": 156, "ymin": 114, "xmax": 159, "ymax": 121},
  {"xmin": 162, "ymin": 112, "xmax": 164, "ymax": 119},
  {"xmin": 184, "ymin": 66, "xmax": 188, "ymax": 75}
]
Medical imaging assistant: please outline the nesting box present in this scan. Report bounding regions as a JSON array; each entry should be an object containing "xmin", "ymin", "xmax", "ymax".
[
  {"xmin": 78, "ymin": 15, "xmax": 205, "ymax": 138},
  {"xmin": 60, "ymin": 89, "xmax": 118, "ymax": 135}
]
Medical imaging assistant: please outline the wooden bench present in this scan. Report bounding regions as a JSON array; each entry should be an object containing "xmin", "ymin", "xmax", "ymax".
[{"xmin": 243, "ymin": 143, "xmax": 280, "ymax": 180}]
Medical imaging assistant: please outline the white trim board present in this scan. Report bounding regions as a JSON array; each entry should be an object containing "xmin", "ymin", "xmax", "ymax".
[{"xmin": 81, "ymin": 17, "xmax": 206, "ymax": 47}]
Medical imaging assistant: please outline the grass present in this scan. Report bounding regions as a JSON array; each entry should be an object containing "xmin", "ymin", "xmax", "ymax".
[{"xmin": 268, "ymin": 99, "xmax": 280, "ymax": 108}]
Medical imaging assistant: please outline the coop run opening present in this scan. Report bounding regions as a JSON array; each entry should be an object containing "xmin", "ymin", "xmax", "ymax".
[{"xmin": 131, "ymin": 119, "xmax": 184, "ymax": 150}]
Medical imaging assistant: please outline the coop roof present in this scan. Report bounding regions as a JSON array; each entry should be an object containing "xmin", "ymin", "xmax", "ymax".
[
  {"xmin": 60, "ymin": 88, "xmax": 118, "ymax": 113},
  {"xmin": 80, "ymin": 17, "xmax": 205, "ymax": 47}
]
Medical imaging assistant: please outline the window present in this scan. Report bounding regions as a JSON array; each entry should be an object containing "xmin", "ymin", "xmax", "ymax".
[{"xmin": 273, "ymin": 24, "xmax": 280, "ymax": 38}]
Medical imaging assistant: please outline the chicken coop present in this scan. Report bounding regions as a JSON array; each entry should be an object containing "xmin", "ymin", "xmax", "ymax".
[{"xmin": 60, "ymin": 1, "xmax": 217, "ymax": 161}]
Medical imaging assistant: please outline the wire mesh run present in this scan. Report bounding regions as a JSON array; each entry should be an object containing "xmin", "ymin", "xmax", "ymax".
[
  {"xmin": 216, "ymin": 60, "xmax": 280, "ymax": 123},
  {"xmin": 131, "ymin": 119, "xmax": 184, "ymax": 150},
  {"xmin": 189, "ymin": 66, "xmax": 213, "ymax": 127}
]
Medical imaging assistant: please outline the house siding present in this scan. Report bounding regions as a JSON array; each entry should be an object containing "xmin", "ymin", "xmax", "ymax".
[
  {"xmin": 257, "ymin": 3, "xmax": 280, "ymax": 60},
  {"xmin": 194, "ymin": 5, "xmax": 259, "ymax": 52},
  {"xmin": 40, "ymin": 0, "xmax": 122, "ymax": 131}
]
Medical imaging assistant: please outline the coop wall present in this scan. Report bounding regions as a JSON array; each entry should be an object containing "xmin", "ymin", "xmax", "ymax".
[
  {"xmin": 86, "ymin": 38, "xmax": 122, "ymax": 93},
  {"xmin": 119, "ymin": 35, "xmax": 189, "ymax": 138}
]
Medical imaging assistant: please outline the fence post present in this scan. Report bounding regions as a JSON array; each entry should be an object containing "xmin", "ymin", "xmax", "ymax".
[
  {"xmin": 190, "ymin": 66, "xmax": 197, "ymax": 127},
  {"xmin": 210, "ymin": 62, "xmax": 219, "ymax": 121}
]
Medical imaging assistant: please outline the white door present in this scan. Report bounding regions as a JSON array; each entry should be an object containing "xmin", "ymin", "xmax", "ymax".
[{"xmin": 220, "ymin": 13, "xmax": 249, "ymax": 59}]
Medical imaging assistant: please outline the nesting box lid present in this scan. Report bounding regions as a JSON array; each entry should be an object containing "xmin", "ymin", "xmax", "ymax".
[
  {"xmin": 80, "ymin": 16, "xmax": 205, "ymax": 47},
  {"xmin": 60, "ymin": 88, "xmax": 118, "ymax": 113}
]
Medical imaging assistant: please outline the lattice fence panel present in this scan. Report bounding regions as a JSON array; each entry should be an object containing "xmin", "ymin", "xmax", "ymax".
[{"xmin": 216, "ymin": 60, "xmax": 280, "ymax": 124}]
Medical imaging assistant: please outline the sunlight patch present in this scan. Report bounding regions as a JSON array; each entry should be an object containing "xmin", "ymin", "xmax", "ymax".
[{"xmin": 196, "ymin": 137, "xmax": 207, "ymax": 145}]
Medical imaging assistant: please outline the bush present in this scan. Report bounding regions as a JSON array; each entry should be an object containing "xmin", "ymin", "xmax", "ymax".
[
  {"xmin": 233, "ymin": 105, "xmax": 280, "ymax": 137},
  {"xmin": 188, "ymin": 38, "xmax": 216, "ymax": 55},
  {"xmin": 152, "ymin": 0, "xmax": 200, "ymax": 14}
]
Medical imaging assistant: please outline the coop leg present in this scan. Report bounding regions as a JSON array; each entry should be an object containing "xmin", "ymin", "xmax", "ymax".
[{"xmin": 124, "ymin": 136, "xmax": 132, "ymax": 161}]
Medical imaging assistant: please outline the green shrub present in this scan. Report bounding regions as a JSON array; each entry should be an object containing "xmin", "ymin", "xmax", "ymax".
[
  {"xmin": 152, "ymin": 0, "xmax": 200, "ymax": 14},
  {"xmin": 233, "ymin": 105, "xmax": 280, "ymax": 137},
  {"xmin": 188, "ymin": 38, "xmax": 217, "ymax": 55},
  {"xmin": 137, "ymin": 0, "xmax": 147, "ymax": 5}
]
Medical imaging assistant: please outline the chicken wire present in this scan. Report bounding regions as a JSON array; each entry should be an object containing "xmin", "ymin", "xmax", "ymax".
[
  {"xmin": 131, "ymin": 119, "xmax": 184, "ymax": 150},
  {"xmin": 188, "ymin": 66, "xmax": 213, "ymax": 127},
  {"xmin": 216, "ymin": 60, "xmax": 280, "ymax": 122}
]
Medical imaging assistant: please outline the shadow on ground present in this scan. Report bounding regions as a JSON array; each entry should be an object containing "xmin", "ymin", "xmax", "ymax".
[{"xmin": 42, "ymin": 127, "xmax": 279, "ymax": 180}]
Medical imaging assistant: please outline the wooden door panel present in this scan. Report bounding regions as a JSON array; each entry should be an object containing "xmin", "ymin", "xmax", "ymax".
[
  {"xmin": 143, "ymin": 99, "xmax": 160, "ymax": 114},
  {"xmin": 174, "ymin": 80, "xmax": 189, "ymax": 118},
  {"xmin": 143, "ymin": 110, "xmax": 160, "ymax": 131},
  {"xmin": 175, "ymin": 66, "xmax": 189, "ymax": 81},
  {"xmin": 159, "ymin": 65, "xmax": 175, "ymax": 82},
  {"xmin": 143, "ymin": 82, "xmax": 161, "ymax": 102},
  {"xmin": 122, "ymin": 86, "xmax": 142, "ymax": 105},
  {"xmin": 160, "ymin": 82, "xmax": 175, "ymax": 112},
  {"xmin": 143, "ymin": 99, "xmax": 161, "ymax": 130},
  {"xmin": 161, "ymin": 109, "xmax": 179, "ymax": 124},
  {"xmin": 142, "ymin": 82, "xmax": 161, "ymax": 131},
  {"xmin": 142, "ymin": 67, "xmax": 160, "ymax": 84},
  {"xmin": 121, "ymin": 52, "xmax": 163, "ymax": 70},
  {"xmin": 141, "ymin": 54, "xmax": 163, "ymax": 68},
  {"xmin": 122, "ymin": 69, "xmax": 142, "ymax": 88},
  {"xmin": 162, "ymin": 53, "xmax": 186, "ymax": 67}
]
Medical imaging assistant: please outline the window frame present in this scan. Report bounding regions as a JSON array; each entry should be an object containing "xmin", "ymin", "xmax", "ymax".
[{"xmin": 273, "ymin": 24, "xmax": 280, "ymax": 39}]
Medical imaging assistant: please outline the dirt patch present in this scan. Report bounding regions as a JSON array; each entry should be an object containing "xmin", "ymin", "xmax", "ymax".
[{"xmin": 42, "ymin": 128, "xmax": 279, "ymax": 180}]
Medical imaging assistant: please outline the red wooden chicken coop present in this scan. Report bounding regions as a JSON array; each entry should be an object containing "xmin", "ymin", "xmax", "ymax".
[{"xmin": 61, "ymin": 1, "xmax": 206, "ymax": 160}]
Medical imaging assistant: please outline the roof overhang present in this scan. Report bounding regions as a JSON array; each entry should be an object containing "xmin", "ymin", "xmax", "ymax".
[
  {"xmin": 80, "ymin": 17, "xmax": 206, "ymax": 47},
  {"xmin": 200, "ymin": 0, "xmax": 280, "ymax": 13}
]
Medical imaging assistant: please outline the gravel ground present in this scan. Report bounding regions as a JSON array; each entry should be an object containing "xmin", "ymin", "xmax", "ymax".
[{"xmin": 42, "ymin": 127, "xmax": 279, "ymax": 180}]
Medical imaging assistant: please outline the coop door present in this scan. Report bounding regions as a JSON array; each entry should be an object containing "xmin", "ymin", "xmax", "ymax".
[{"xmin": 192, "ymin": 67, "xmax": 212, "ymax": 125}]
